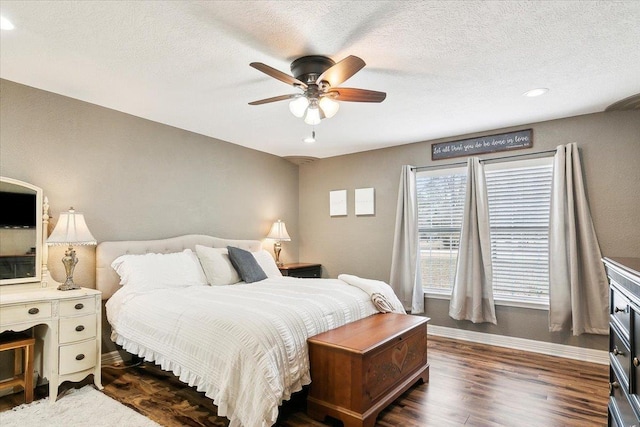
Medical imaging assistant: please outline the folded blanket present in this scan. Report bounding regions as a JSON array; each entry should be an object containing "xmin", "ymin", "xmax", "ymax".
[{"xmin": 338, "ymin": 274, "xmax": 406, "ymax": 314}]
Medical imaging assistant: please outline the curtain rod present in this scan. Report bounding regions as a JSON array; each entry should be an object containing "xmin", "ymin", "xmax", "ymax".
[{"xmin": 412, "ymin": 148, "xmax": 557, "ymax": 172}]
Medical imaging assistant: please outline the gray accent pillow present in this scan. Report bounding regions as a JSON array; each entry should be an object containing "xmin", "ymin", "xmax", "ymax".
[{"xmin": 227, "ymin": 246, "xmax": 267, "ymax": 283}]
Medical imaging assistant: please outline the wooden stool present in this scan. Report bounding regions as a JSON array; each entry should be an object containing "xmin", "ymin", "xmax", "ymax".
[{"xmin": 0, "ymin": 332, "xmax": 35, "ymax": 404}]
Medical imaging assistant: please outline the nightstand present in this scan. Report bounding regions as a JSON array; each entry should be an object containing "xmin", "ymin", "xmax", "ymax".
[{"xmin": 279, "ymin": 263, "xmax": 322, "ymax": 278}]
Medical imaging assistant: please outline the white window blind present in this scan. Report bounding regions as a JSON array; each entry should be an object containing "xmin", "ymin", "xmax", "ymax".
[
  {"xmin": 416, "ymin": 168, "xmax": 466, "ymax": 292},
  {"xmin": 417, "ymin": 157, "xmax": 553, "ymax": 306},
  {"xmin": 485, "ymin": 159, "xmax": 553, "ymax": 303}
]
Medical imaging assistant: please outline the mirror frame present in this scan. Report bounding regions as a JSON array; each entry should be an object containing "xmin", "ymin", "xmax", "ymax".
[{"xmin": 0, "ymin": 176, "xmax": 44, "ymax": 285}]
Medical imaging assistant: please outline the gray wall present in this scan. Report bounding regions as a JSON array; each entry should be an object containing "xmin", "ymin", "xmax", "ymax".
[
  {"xmin": 3, "ymin": 76, "xmax": 639, "ymax": 356},
  {"xmin": 299, "ymin": 110, "xmax": 640, "ymax": 350},
  {"xmin": 0, "ymin": 79, "xmax": 300, "ymax": 289}
]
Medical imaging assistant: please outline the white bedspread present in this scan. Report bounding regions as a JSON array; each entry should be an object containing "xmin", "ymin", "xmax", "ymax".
[{"xmin": 106, "ymin": 277, "xmax": 379, "ymax": 427}]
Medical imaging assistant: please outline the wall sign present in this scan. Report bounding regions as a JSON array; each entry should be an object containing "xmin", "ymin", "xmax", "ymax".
[
  {"xmin": 431, "ymin": 129, "xmax": 533, "ymax": 160},
  {"xmin": 355, "ymin": 188, "xmax": 375, "ymax": 216},
  {"xmin": 329, "ymin": 190, "xmax": 347, "ymax": 216}
]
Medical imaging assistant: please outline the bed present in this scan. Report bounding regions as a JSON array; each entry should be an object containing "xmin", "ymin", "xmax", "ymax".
[{"xmin": 96, "ymin": 235, "xmax": 403, "ymax": 427}]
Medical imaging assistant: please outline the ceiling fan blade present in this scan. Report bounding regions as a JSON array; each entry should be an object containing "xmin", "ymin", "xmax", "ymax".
[
  {"xmin": 327, "ymin": 88, "xmax": 387, "ymax": 103},
  {"xmin": 316, "ymin": 55, "xmax": 366, "ymax": 87},
  {"xmin": 248, "ymin": 94, "xmax": 297, "ymax": 105},
  {"xmin": 250, "ymin": 62, "xmax": 308, "ymax": 89}
]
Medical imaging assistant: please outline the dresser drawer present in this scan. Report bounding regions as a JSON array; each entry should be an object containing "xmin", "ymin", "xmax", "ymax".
[
  {"xmin": 364, "ymin": 327, "xmax": 428, "ymax": 405},
  {"xmin": 59, "ymin": 340, "xmax": 97, "ymax": 375},
  {"xmin": 611, "ymin": 328, "xmax": 632, "ymax": 390},
  {"xmin": 610, "ymin": 367, "xmax": 640, "ymax": 427},
  {"xmin": 60, "ymin": 297, "xmax": 95, "ymax": 317},
  {"xmin": 0, "ymin": 301, "xmax": 52, "ymax": 326},
  {"xmin": 59, "ymin": 314, "xmax": 97, "ymax": 344},
  {"xmin": 611, "ymin": 288, "xmax": 632, "ymax": 338}
]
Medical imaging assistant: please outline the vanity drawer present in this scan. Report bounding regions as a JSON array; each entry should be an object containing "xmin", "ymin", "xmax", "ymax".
[
  {"xmin": 60, "ymin": 297, "xmax": 95, "ymax": 317},
  {"xmin": 59, "ymin": 340, "xmax": 97, "ymax": 375},
  {"xmin": 59, "ymin": 314, "xmax": 96, "ymax": 344},
  {"xmin": 0, "ymin": 301, "xmax": 52, "ymax": 326},
  {"xmin": 611, "ymin": 288, "xmax": 631, "ymax": 338}
]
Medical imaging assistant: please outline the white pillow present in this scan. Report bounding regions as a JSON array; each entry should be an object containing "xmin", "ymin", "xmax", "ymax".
[
  {"xmin": 195, "ymin": 245, "xmax": 241, "ymax": 286},
  {"xmin": 111, "ymin": 249, "xmax": 208, "ymax": 290},
  {"xmin": 252, "ymin": 249, "xmax": 283, "ymax": 278}
]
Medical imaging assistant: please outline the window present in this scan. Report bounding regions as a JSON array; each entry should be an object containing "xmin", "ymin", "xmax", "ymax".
[
  {"xmin": 417, "ymin": 157, "xmax": 554, "ymax": 306},
  {"xmin": 417, "ymin": 167, "xmax": 466, "ymax": 293}
]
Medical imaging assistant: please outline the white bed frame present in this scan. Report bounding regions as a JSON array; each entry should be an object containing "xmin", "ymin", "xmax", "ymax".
[{"xmin": 95, "ymin": 234, "xmax": 262, "ymax": 299}]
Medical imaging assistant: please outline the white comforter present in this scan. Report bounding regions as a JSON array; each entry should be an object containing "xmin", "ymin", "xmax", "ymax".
[{"xmin": 106, "ymin": 277, "xmax": 379, "ymax": 427}]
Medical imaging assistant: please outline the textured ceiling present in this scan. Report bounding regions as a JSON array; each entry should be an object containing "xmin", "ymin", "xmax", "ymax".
[{"xmin": 1, "ymin": 1, "xmax": 639, "ymax": 158}]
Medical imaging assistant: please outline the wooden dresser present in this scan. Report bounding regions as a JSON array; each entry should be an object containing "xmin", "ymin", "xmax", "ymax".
[
  {"xmin": 604, "ymin": 257, "xmax": 640, "ymax": 426},
  {"xmin": 307, "ymin": 313, "xmax": 429, "ymax": 427}
]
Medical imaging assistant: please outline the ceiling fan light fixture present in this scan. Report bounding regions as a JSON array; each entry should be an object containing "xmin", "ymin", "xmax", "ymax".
[
  {"xmin": 289, "ymin": 96, "xmax": 309, "ymax": 118},
  {"xmin": 249, "ymin": 55, "xmax": 386, "ymax": 124},
  {"xmin": 304, "ymin": 104, "xmax": 321, "ymax": 125},
  {"xmin": 319, "ymin": 96, "xmax": 339, "ymax": 118}
]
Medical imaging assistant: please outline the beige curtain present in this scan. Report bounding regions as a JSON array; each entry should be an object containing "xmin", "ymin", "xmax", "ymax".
[
  {"xmin": 549, "ymin": 143, "xmax": 608, "ymax": 335},
  {"xmin": 449, "ymin": 158, "xmax": 496, "ymax": 324},
  {"xmin": 390, "ymin": 165, "xmax": 424, "ymax": 314}
]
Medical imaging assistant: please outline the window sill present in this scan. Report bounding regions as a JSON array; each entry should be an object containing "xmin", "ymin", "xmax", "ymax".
[{"xmin": 423, "ymin": 291, "xmax": 549, "ymax": 311}]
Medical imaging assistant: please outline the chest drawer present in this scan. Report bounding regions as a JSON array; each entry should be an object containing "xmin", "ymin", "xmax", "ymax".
[
  {"xmin": 59, "ymin": 340, "xmax": 97, "ymax": 375},
  {"xmin": 611, "ymin": 288, "xmax": 631, "ymax": 338},
  {"xmin": 60, "ymin": 296, "xmax": 95, "ymax": 317},
  {"xmin": 0, "ymin": 301, "xmax": 52, "ymax": 326},
  {"xmin": 59, "ymin": 314, "xmax": 97, "ymax": 344}
]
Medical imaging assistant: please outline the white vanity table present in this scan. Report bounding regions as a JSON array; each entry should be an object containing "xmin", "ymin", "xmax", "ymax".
[{"xmin": 0, "ymin": 177, "xmax": 102, "ymax": 402}]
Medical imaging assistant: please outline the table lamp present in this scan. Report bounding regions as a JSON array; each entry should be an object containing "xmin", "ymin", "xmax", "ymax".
[
  {"xmin": 266, "ymin": 220, "xmax": 291, "ymax": 267},
  {"xmin": 47, "ymin": 207, "xmax": 97, "ymax": 291}
]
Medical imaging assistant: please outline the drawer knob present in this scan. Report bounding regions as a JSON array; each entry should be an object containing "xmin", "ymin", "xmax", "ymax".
[
  {"xmin": 634, "ymin": 357, "xmax": 639, "ymax": 367},
  {"xmin": 614, "ymin": 347, "xmax": 625, "ymax": 356},
  {"xmin": 614, "ymin": 306, "xmax": 627, "ymax": 313},
  {"xmin": 75, "ymin": 354, "xmax": 85, "ymax": 361},
  {"xmin": 74, "ymin": 303, "xmax": 84, "ymax": 310},
  {"xmin": 28, "ymin": 307, "xmax": 39, "ymax": 315},
  {"xmin": 75, "ymin": 325, "xmax": 85, "ymax": 332},
  {"xmin": 610, "ymin": 381, "xmax": 619, "ymax": 394}
]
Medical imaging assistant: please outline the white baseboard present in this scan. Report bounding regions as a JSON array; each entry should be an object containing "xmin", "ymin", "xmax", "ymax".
[
  {"xmin": 428, "ymin": 325, "xmax": 609, "ymax": 365},
  {"xmin": 102, "ymin": 350, "xmax": 124, "ymax": 366}
]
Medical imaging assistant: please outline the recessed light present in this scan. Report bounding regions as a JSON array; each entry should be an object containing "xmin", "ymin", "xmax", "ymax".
[
  {"xmin": 523, "ymin": 88, "xmax": 549, "ymax": 97},
  {"xmin": 0, "ymin": 16, "xmax": 15, "ymax": 31}
]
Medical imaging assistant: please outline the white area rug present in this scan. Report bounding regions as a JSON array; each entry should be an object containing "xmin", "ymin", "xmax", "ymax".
[{"xmin": 0, "ymin": 386, "xmax": 161, "ymax": 427}]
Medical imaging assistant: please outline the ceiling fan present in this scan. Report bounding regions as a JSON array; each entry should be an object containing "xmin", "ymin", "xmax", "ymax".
[{"xmin": 249, "ymin": 55, "xmax": 386, "ymax": 125}]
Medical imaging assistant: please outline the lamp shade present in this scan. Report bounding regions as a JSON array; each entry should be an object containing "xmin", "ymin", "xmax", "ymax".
[
  {"xmin": 47, "ymin": 208, "xmax": 97, "ymax": 246},
  {"xmin": 266, "ymin": 220, "xmax": 291, "ymax": 241},
  {"xmin": 289, "ymin": 96, "xmax": 309, "ymax": 118},
  {"xmin": 319, "ymin": 96, "xmax": 339, "ymax": 118},
  {"xmin": 304, "ymin": 105, "xmax": 321, "ymax": 125}
]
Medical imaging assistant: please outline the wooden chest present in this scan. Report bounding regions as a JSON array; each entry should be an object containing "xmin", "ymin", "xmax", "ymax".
[{"xmin": 307, "ymin": 313, "xmax": 429, "ymax": 427}]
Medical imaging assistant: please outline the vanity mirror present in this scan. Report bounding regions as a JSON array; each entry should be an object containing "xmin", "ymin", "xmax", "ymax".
[{"xmin": 0, "ymin": 177, "xmax": 44, "ymax": 285}]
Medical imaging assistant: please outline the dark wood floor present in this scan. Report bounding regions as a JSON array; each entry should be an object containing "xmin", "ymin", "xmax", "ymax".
[{"xmin": 0, "ymin": 335, "xmax": 609, "ymax": 426}]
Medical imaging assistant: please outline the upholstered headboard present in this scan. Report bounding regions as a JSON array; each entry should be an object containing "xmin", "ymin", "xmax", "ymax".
[{"xmin": 96, "ymin": 234, "xmax": 262, "ymax": 299}]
